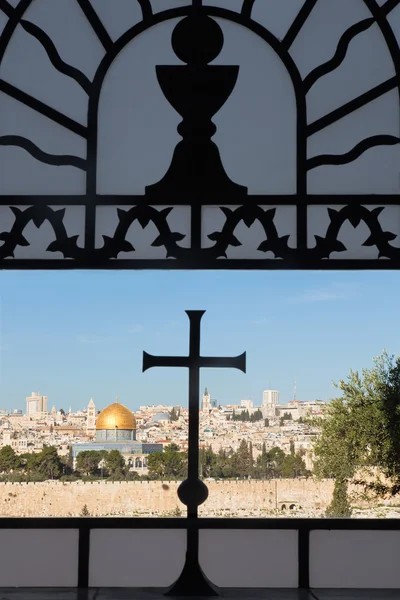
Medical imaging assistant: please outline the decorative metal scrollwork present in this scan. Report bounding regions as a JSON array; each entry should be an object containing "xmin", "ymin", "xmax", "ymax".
[{"xmin": 0, "ymin": 0, "xmax": 400, "ymax": 268}]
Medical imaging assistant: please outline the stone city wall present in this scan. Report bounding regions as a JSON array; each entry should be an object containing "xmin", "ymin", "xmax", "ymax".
[{"xmin": 0, "ymin": 479, "xmax": 337, "ymax": 517}]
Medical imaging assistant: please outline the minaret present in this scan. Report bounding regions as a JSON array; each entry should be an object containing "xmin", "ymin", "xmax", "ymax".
[
  {"xmin": 293, "ymin": 378, "xmax": 297, "ymax": 402},
  {"xmin": 86, "ymin": 397, "xmax": 96, "ymax": 436}
]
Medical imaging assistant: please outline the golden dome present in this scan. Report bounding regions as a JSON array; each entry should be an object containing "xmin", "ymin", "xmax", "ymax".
[{"xmin": 96, "ymin": 400, "xmax": 136, "ymax": 431}]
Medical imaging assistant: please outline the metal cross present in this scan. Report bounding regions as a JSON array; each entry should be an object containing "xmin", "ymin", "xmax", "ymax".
[{"xmin": 143, "ymin": 310, "xmax": 246, "ymax": 596}]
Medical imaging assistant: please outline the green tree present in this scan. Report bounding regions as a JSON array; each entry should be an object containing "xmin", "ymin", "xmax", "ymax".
[
  {"xmin": 59, "ymin": 408, "xmax": 65, "ymax": 416},
  {"xmin": 163, "ymin": 444, "xmax": 187, "ymax": 478},
  {"xmin": 249, "ymin": 441, "xmax": 254, "ymax": 470},
  {"xmin": 19, "ymin": 452, "xmax": 41, "ymax": 475},
  {"xmin": 326, "ymin": 479, "xmax": 352, "ymax": 518},
  {"xmin": 0, "ymin": 446, "xmax": 17, "ymax": 472},
  {"xmin": 280, "ymin": 453, "xmax": 309, "ymax": 478},
  {"xmin": 199, "ymin": 446, "xmax": 217, "ymax": 478},
  {"xmin": 147, "ymin": 444, "xmax": 187, "ymax": 480},
  {"xmin": 146, "ymin": 452, "xmax": 164, "ymax": 479},
  {"xmin": 105, "ymin": 449, "xmax": 125, "ymax": 475},
  {"xmin": 313, "ymin": 351, "xmax": 400, "ymax": 499},
  {"xmin": 67, "ymin": 446, "xmax": 74, "ymax": 471},
  {"xmin": 266, "ymin": 446, "xmax": 286, "ymax": 477},
  {"xmin": 36, "ymin": 446, "xmax": 63, "ymax": 480},
  {"xmin": 280, "ymin": 412, "xmax": 292, "ymax": 426},
  {"xmin": 234, "ymin": 439, "xmax": 252, "ymax": 477},
  {"xmin": 250, "ymin": 409, "xmax": 263, "ymax": 423},
  {"xmin": 210, "ymin": 448, "xmax": 235, "ymax": 478},
  {"xmin": 76, "ymin": 450, "xmax": 104, "ymax": 476}
]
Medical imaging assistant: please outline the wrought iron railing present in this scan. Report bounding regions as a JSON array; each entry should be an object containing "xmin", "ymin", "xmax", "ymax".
[{"xmin": 2, "ymin": 516, "xmax": 400, "ymax": 590}]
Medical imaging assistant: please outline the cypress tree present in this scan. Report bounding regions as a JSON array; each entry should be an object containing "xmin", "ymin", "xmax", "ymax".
[{"xmin": 326, "ymin": 479, "xmax": 352, "ymax": 518}]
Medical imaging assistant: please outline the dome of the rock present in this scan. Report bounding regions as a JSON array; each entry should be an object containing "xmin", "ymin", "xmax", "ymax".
[{"xmin": 95, "ymin": 399, "xmax": 136, "ymax": 442}]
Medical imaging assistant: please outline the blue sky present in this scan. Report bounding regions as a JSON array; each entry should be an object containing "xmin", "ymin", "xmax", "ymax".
[{"xmin": 0, "ymin": 270, "xmax": 398, "ymax": 413}]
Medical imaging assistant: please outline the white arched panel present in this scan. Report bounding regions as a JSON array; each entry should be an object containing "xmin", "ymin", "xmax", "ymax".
[
  {"xmin": 24, "ymin": 0, "xmax": 105, "ymax": 79},
  {"xmin": 252, "ymin": 0, "xmax": 306, "ymax": 42},
  {"xmin": 0, "ymin": 0, "xmax": 399, "ymax": 267},
  {"xmin": 89, "ymin": 0, "xmax": 144, "ymax": 41}
]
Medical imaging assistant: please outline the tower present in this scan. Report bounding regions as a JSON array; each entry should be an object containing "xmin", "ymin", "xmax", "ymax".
[
  {"xmin": 262, "ymin": 390, "xmax": 279, "ymax": 407},
  {"xmin": 26, "ymin": 392, "xmax": 48, "ymax": 416},
  {"xmin": 201, "ymin": 387, "xmax": 211, "ymax": 411},
  {"xmin": 86, "ymin": 398, "xmax": 96, "ymax": 435},
  {"xmin": 262, "ymin": 390, "xmax": 279, "ymax": 419}
]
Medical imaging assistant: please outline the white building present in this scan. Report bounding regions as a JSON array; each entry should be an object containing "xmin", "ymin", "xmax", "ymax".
[
  {"xmin": 26, "ymin": 392, "xmax": 48, "ymax": 416},
  {"xmin": 262, "ymin": 390, "xmax": 279, "ymax": 407},
  {"xmin": 241, "ymin": 399, "xmax": 253, "ymax": 409},
  {"xmin": 86, "ymin": 398, "xmax": 96, "ymax": 435},
  {"xmin": 201, "ymin": 388, "xmax": 211, "ymax": 411}
]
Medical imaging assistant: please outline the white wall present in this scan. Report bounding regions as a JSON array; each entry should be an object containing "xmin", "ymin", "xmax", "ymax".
[
  {"xmin": 200, "ymin": 530, "xmax": 298, "ymax": 588},
  {"xmin": 310, "ymin": 530, "xmax": 400, "ymax": 588},
  {"xmin": 89, "ymin": 529, "xmax": 186, "ymax": 587},
  {"xmin": 0, "ymin": 528, "xmax": 398, "ymax": 588},
  {"xmin": 0, "ymin": 530, "xmax": 78, "ymax": 587}
]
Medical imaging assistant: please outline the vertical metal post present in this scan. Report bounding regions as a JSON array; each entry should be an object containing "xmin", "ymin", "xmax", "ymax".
[
  {"xmin": 298, "ymin": 527, "xmax": 310, "ymax": 589},
  {"xmin": 143, "ymin": 310, "xmax": 246, "ymax": 595},
  {"xmin": 78, "ymin": 524, "xmax": 90, "ymax": 588}
]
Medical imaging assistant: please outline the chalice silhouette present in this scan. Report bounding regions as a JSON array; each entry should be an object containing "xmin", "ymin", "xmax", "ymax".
[{"xmin": 145, "ymin": 12, "xmax": 247, "ymax": 197}]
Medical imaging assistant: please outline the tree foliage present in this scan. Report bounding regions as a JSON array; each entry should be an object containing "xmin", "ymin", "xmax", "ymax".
[
  {"xmin": 104, "ymin": 449, "xmax": 125, "ymax": 475},
  {"xmin": 147, "ymin": 443, "xmax": 187, "ymax": 479},
  {"xmin": 0, "ymin": 446, "xmax": 17, "ymax": 472},
  {"xmin": 80, "ymin": 504, "xmax": 90, "ymax": 517},
  {"xmin": 326, "ymin": 479, "xmax": 352, "ymax": 518},
  {"xmin": 313, "ymin": 351, "xmax": 400, "ymax": 497},
  {"xmin": 234, "ymin": 439, "xmax": 253, "ymax": 477},
  {"xmin": 76, "ymin": 450, "xmax": 106, "ymax": 476},
  {"xmin": 280, "ymin": 412, "xmax": 292, "ymax": 426},
  {"xmin": 198, "ymin": 440, "xmax": 309, "ymax": 480},
  {"xmin": 36, "ymin": 446, "xmax": 63, "ymax": 480},
  {"xmin": 227, "ymin": 409, "xmax": 263, "ymax": 423}
]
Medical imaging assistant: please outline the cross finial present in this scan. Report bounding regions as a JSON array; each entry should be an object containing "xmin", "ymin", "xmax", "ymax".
[
  {"xmin": 143, "ymin": 311, "xmax": 246, "ymax": 597},
  {"xmin": 143, "ymin": 310, "xmax": 246, "ymax": 494},
  {"xmin": 115, "ymin": 396, "xmax": 118, "ymax": 403}
]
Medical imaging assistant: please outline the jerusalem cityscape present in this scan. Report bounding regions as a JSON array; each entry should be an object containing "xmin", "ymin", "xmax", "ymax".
[
  {"xmin": 0, "ymin": 363, "xmax": 399, "ymax": 520},
  {"xmin": 0, "ymin": 0, "xmax": 400, "ymax": 592}
]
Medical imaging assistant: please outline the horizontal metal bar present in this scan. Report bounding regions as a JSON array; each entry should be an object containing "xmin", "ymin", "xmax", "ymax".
[
  {"xmin": 0, "ymin": 517, "xmax": 399, "ymax": 530},
  {"xmin": 0, "ymin": 194, "xmax": 399, "ymax": 206},
  {"xmin": 197, "ymin": 518, "xmax": 400, "ymax": 530},
  {"xmin": 0, "ymin": 259, "xmax": 400, "ymax": 270}
]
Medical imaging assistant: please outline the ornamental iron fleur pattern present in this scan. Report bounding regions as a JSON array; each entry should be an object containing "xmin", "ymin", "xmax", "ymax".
[{"xmin": 0, "ymin": 0, "xmax": 400, "ymax": 268}]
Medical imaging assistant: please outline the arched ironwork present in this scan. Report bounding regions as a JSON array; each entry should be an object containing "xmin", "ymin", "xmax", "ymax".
[{"xmin": 0, "ymin": 0, "xmax": 399, "ymax": 267}]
